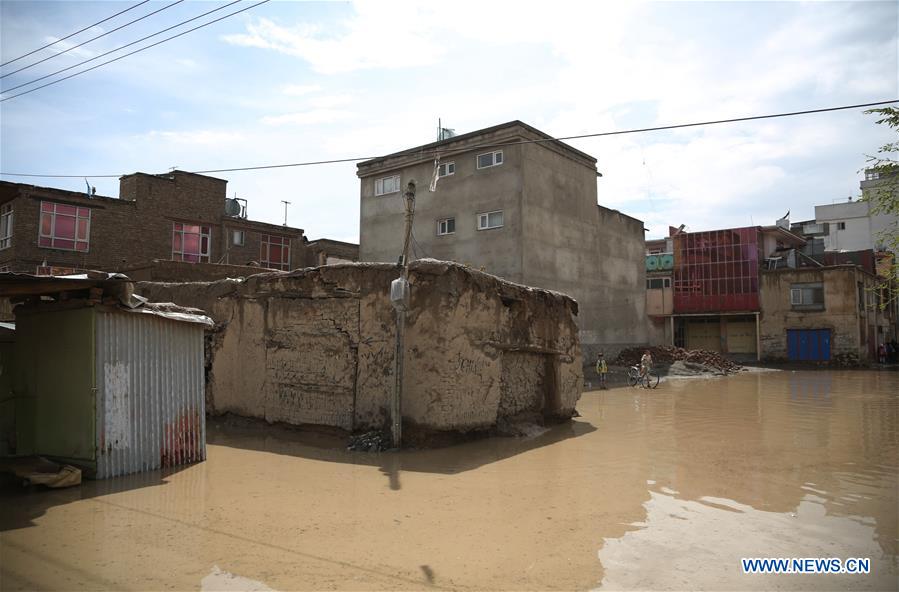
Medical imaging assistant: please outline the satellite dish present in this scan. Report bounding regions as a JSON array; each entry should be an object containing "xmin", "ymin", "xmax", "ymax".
[{"xmin": 224, "ymin": 198, "xmax": 242, "ymax": 217}]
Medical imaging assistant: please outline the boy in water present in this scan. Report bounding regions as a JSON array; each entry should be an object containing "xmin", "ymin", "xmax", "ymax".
[
  {"xmin": 596, "ymin": 352, "xmax": 608, "ymax": 389},
  {"xmin": 640, "ymin": 350, "xmax": 654, "ymax": 387}
]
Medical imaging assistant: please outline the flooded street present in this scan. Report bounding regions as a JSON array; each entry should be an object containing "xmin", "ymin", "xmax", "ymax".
[{"xmin": 1, "ymin": 370, "xmax": 897, "ymax": 591}]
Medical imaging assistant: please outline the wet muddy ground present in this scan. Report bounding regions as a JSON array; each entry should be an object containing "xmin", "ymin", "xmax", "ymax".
[{"xmin": 1, "ymin": 370, "xmax": 897, "ymax": 590}]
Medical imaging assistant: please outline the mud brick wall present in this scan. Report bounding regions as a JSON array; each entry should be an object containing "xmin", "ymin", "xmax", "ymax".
[{"xmin": 137, "ymin": 259, "xmax": 582, "ymax": 436}]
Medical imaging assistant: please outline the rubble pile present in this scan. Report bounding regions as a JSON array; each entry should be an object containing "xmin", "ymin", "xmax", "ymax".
[
  {"xmin": 613, "ymin": 346, "xmax": 742, "ymax": 373},
  {"xmin": 347, "ymin": 430, "xmax": 391, "ymax": 452}
]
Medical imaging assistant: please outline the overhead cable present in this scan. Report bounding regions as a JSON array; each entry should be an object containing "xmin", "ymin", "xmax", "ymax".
[
  {"xmin": 1, "ymin": 0, "xmax": 187, "ymax": 80},
  {"xmin": 1, "ymin": 99, "xmax": 896, "ymax": 178},
  {"xmin": 0, "ymin": 0, "xmax": 151, "ymax": 68},
  {"xmin": 1, "ymin": 0, "xmax": 244, "ymax": 94},
  {"xmin": 0, "ymin": 0, "xmax": 270, "ymax": 102}
]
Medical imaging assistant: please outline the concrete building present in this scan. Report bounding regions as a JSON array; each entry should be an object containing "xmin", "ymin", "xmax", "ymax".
[
  {"xmin": 357, "ymin": 121, "xmax": 647, "ymax": 359},
  {"xmin": 812, "ymin": 169, "xmax": 898, "ymax": 255},
  {"xmin": 646, "ymin": 217, "xmax": 898, "ymax": 361},
  {"xmin": 0, "ymin": 171, "xmax": 307, "ymax": 277},
  {"xmin": 759, "ymin": 265, "xmax": 889, "ymax": 361}
]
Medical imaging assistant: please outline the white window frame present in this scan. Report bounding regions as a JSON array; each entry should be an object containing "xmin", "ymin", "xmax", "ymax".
[
  {"xmin": 437, "ymin": 217, "xmax": 455, "ymax": 236},
  {"xmin": 39, "ymin": 201, "xmax": 91, "ymax": 252},
  {"xmin": 0, "ymin": 203, "xmax": 12, "ymax": 250},
  {"xmin": 791, "ymin": 283, "xmax": 824, "ymax": 308},
  {"xmin": 438, "ymin": 162, "xmax": 455, "ymax": 178},
  {"xmin": 172, "ymin": 222, "xmax": 211, "ymax": 263},
  {"xmin": 836, "ymin": 222, "xmax": 846, "ymax": 230},
  {"xmin": 233, "ymin": 229, "xmax": 246, "ymax": 246},
  {"xmin": 375, "ymin": 175, "xmax": 401, "ymax": 196},
  {"xmin": 477, "ymin": 210, "xmax": 504, "ymax": 230},
  {"xmin": 477, "ymin": 150, "xmax": 503, "ymax": 169}
]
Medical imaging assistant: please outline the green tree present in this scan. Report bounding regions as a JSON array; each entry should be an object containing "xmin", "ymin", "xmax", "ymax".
[{"xmin": 862, "ymin": 106, "xmax": 899, "ymax": 292}]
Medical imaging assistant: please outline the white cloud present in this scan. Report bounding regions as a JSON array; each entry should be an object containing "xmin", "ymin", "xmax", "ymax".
[
  {"xmin": 222, "ymin": 4, "xmax": 444, "ymax": 74},
  {"xmin": 260, "ymin": 109, "xmax": 354, "ymax": 126},
  {"xmin": 282, "ymin": 83, "xmax": 322, "ymax": 96},
  {"xmin": 142, "ymin": 130, "xmax": 243, "ymax": 146}
]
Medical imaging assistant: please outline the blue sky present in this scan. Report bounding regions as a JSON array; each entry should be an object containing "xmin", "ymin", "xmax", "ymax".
[{"xmin": 1, "ymin": 1, "xmax": 897, "ymax": 242}]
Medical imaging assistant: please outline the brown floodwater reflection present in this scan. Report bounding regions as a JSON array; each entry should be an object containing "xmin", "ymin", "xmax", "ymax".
[{"xmin": 1, "ymin": 370, "xmax": 897, "ymax": 590}]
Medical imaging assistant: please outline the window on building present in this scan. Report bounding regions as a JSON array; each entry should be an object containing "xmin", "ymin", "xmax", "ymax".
[
  {"xmin": 836, "ymin": 222, "xmax": 846, "ymax": 230},
  {"xmin": 790, "ymin": 282, "xmax": 824, "ymax": 309},
  {"xmin": 375, "ymin": 175, "xmax": 401, "ymax": 196},
  {"xmin": 438, "ymin": 162, "xmax": 455, "ymax": 177},
  {"xmin": 477, "ymin": 151, "xmax": 503, "ymax": 169},
  {"xmin": 0, "ymin": 203, "xmax": 12, "ymax": 249},
  {"xmin": 646, "ymin": 277, "xmax": 672, "ymax": 289},
  {"xmin": 261, "ymin": 235, "xmax": 291, "ymax": 271},
  {"xmin": 437, "ymin": 217, "xmax": 455, "ymax": 236},
  {"xmin": 233, "ymin": 230, "xmax": 245, "ymax": 246},
  {"xmin": 39, "ymin": 201, "xmax": 91, "ymax": 252},
  {"xmin": 477, "ymin": 210, "xmax": 504, "ymax": 230},
  {"xmin": 172, "ymin": 223, "xmax": 211, "ymax": 263}
]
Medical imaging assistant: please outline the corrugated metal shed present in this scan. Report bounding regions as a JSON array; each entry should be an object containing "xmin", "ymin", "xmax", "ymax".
[
  {"xmin": 1, "ymin": 272, "xmax": 211, "ymax": 479},
  {"xmin": 95, "ymin": 310, "xmax": 206, "ymax": 478}
]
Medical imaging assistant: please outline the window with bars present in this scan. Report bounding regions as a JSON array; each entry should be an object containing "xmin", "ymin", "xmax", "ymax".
[
  {"xmin": 0, "ymin": 203, "xmax": 12, "ymax": 249},
  {"xmin": 261, "ymin": 235, "xmax": 291, "ymax": 270},
  {"xmin": 646, "ymin": 277, "xmax": 671, "ymax": 289},
  {"xmin": 477, "ymin": 151, "xmax": 503, "ymax": 169},
  {"xmin": 39, "ymin": 201, "xmax": 91, "ymax": 252},
  {"xmin": 172, "ymin": 223, "xmax": 211, "ymax": 263}
]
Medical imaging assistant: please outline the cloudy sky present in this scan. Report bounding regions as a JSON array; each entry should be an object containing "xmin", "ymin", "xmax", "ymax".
[{"xmin": 1, "ymin": 0, "xmax": 896, "ymax": 242}]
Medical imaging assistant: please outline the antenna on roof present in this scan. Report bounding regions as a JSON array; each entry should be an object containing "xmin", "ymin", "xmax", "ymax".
[{"xmin": 281, "ymin": 200, "xmax": 290, "ymax": 226}]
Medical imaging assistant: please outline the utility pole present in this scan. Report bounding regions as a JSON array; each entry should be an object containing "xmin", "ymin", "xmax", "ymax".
[
  {"xmin": 281, "ymin": 200, "xmax": 290, "ymax": 226},
  {"xmin": 389, "ymin": 180, "xmax": 416, "ymax": 449}
]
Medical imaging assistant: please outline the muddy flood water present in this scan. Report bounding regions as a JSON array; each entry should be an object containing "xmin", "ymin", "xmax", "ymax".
[{"xmin": 1, "ymin": 370, "xmax": 897, "ymax": 591}]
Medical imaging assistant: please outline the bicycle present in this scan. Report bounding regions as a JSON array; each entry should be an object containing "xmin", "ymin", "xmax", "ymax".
[{"xmin": 628, "ymin": 365, "xmax": 660, "ymax": 389}]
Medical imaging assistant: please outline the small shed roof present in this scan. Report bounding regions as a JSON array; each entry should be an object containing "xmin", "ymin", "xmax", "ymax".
[{"xmin": 0, "ymin": 271, "xmax": 212, "ymax": 327}]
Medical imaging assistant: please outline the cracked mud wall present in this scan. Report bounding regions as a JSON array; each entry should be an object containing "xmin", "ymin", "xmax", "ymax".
[{"xmin": 137, "ymin": 260, "xmax": 581, "ymax": 436}]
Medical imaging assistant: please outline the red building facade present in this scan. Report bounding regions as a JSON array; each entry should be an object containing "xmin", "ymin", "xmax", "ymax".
[{"xmin": 673, "ymin": 227, "xmax": 761, "ymax": 313}]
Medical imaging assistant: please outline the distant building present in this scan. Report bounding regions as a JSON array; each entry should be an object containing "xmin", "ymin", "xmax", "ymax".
[
  {"xmin": 304, "ymin": 238, "xmax": 359, "ymax": 267},
  {"xmin": 0, "ymin": 171, "xmax": 307, "ymax": 277},
  {"xmin": 357, "ymin": 120, "xmax": 648, "ymax": 358},
  {"xmin": 811, "ymin": 168, "xmax": 898, "ymax": 255},
  {"xmin": 647, "ymin": 215, "xmax": 898, "ymax": 361},
  {"xmin": 645, "ymin": 223, "xmax": 807, "ymax": 359}
]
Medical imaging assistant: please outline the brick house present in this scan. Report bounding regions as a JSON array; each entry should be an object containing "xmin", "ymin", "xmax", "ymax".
[{"xmin": 0, "ymin": 171, "xmax": 306, "ymax": 276}]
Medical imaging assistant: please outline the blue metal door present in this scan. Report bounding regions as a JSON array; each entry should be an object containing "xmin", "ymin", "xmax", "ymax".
[{"xmin": 787, "ymin": 329, "xmax": 831, "ymax": 361}]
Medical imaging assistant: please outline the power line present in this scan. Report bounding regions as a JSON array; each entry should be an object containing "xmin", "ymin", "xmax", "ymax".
[
  {"xmin": 0, "ymin": 0, "xmax": 270, "ymax": 102},
  {"xmin": 2, "ymin": 0, "xmax": 243, "ymax": 95},
  {"xmin": 1, "ymin": 0, "xmax": 187, "ymax": 80},
  {"xmin": 0, "ymin": 0, "xmax": 151, "ymax": 68},
  {"xmin": 1, "ymin": 99, "xmax": 896, "ymax": 178}
]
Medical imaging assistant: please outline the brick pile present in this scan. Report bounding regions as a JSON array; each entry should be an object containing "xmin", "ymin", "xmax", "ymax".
[{"xmin": 613, "ymin": 346, "xmax": 742, "ymax": 373}]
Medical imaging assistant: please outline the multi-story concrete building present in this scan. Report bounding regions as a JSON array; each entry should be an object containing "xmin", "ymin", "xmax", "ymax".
[
  {"xmin": 357, "ymin": 120, "xmax": 647, "ymax": 358},
  {"xmin": 0, "ymin": 171, "xmax": 307, "ymax": 277},
  {"xmin": 811, "ymin": 168, "xmax": 898, "ymax": 255}
]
